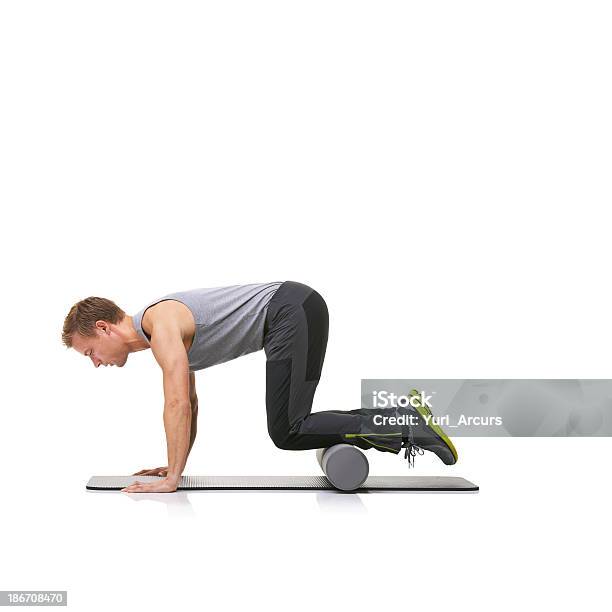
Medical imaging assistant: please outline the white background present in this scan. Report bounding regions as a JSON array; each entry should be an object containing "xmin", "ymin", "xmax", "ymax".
[{"xmin": 1, "ymin": 1, "xmax": 611, "ymax": 610}]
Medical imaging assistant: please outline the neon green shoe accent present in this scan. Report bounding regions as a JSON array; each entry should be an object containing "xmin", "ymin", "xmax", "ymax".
[
  {"xmin": 344, "ymin": 433, "xmax": 400, "ymax": 453},
  {"xmin": 409, "ymin": 389, "xmax": 458, "ymax": 462},
  {"xmin": 344, "ymin": 433, "xmax": 402, "ymax": 437}
]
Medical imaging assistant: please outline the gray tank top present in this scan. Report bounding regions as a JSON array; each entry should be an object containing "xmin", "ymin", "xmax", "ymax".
[{"xmin": 133, "ymin": 281, "xmax": 283, "ymax": 371}]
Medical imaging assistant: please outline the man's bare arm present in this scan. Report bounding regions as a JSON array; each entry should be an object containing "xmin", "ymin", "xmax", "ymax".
[
  {"xmin": 132, "ymin": 370, "xmax": 199, "ymax": 479},
  {"xmin": 122, "ymin": 318, "xmax": 192, "ymax": 493},
  {"xmin": 188, "ymin": 371, "xmax": 198, "ymax": 456},
  {"xmin": 147, "ymin": 321, "xmax": 193, "ymax": 487}
]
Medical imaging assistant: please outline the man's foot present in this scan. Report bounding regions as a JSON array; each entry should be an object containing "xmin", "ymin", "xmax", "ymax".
[
  {"xmin": 340, "ymin": 393, "xmax": 458, "ymax": 466},
  {"xmin": 399, "ymin": 389, "xmax": 458, "ymax": 466}
]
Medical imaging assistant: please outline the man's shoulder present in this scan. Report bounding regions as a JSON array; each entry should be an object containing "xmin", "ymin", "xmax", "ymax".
[{"xmin": 141, "ymin": 299, "xmax": 195, "ymax": 337}]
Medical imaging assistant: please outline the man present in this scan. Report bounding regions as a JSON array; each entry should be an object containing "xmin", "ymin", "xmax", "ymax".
[{"xmin": 63, "ymin": 281, "xmax": 457, "ymax": 493}]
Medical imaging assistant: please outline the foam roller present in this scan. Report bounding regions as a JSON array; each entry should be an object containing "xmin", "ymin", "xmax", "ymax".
[{"xmin": 316, "ymin": 444, "xmax": 369, "ymax": 491}]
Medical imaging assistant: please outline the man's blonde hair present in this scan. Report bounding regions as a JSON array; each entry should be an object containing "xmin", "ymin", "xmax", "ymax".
[{"xmin": 62, "ymin": 297, "xmax": 126, "ymax": 348}]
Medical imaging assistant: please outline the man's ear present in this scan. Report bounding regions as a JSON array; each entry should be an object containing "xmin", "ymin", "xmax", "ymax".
[{"xmin": 95, "ymin": 320, "xmax": 110, "ymax": 333}]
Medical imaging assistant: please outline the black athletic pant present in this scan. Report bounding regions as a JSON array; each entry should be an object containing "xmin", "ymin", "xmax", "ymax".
[{"xmin": 263, "ymin": 281, "xmax": 401, "ymax": 452}]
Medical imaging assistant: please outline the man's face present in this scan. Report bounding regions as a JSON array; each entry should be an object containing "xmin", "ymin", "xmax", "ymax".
[{"xmin": 71, "ymin": 322, "xmax": 129, "ymax": 368}]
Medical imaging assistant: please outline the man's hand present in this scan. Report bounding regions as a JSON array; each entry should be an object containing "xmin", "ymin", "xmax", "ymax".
[
  {"xmin": 132, "ymin": 466, "xmax": 168, "ymax": 477},
  {"xmin": 121, "ymin": 477, "xmax": 179, "ymax": 493}
]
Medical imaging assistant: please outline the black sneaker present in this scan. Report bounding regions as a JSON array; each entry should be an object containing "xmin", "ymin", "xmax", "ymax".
[{"xmin": 398, "ymin": 390, "xmax": 458, "ymax": 466}]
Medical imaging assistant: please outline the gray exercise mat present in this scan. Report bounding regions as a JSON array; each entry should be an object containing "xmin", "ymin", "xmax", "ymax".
[{"xmin": 86, "ymin": 475, "xmax": 478, "ymax": 491}]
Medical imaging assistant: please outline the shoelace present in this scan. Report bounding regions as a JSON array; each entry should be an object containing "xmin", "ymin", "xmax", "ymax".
[{"xmin": 402, "ymin": 427, "xmax": 425, "ymax": 467}]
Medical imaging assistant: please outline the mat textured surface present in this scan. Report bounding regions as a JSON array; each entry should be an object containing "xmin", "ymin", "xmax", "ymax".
[{"xmin": 86, "ymin": 475, "xmax": 479, "ymax": 491}]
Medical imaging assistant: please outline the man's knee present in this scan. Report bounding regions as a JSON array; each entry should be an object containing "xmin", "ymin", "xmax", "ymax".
[
  {"xmin": 268, "ymin": 427, "xmax": 297, "ymax": 450},
  {"xmin": 267, "ymin": 416, "xmax": 305, "ymax": 450}
]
